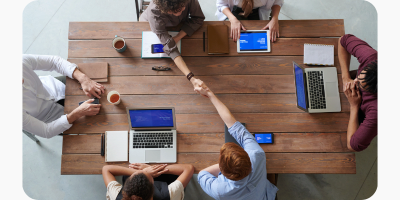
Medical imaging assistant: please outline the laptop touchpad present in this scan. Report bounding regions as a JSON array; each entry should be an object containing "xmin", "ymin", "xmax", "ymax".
[
  {"xmin": 145, "ymin": 150, "xmax": 161, "ymax": 162},
  {"xmin": 325, "ymin": 82, "xmax": 338, "ymax": 97}
]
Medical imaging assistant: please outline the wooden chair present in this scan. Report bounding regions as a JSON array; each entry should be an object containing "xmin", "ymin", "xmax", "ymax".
[{"xmin": 134, "ymin": 0, "xmax": 151, "ymax": 21}]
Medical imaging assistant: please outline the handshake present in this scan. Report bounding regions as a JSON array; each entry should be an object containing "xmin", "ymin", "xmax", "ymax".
[{"xmin": 191, "ymin": 78, "xmax": 213, "ymax": 98}]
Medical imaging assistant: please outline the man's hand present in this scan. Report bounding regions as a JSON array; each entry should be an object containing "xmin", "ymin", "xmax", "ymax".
[
  {"xmin": 80, "ymin": 76, "xmax": 105, "ymax": 99},
  {"xmin": 344, "ymin": 82, "xmax": 361, "ymax": 108},
  {"xmin": 230, "ymin": 18, "xmax": 246, "ymax": 42},
  {"xmin": 129, "ymin": 163, "xmax": 151, "ymax": 170},
  {"xmin": 76, "ymin": 99, "xmax": 101, "ymax": 116},
  {"xmin": 194, "ymin": 81, "xmax": 213, "ymax": 98},
  {"xmin": 191, "ymin": 78, "xmax": 210, "ymax": 97},
  {"xmin": 261, "ymin": 18, "xmax": 279, "ymax": 42},
  {"xmin": 142, "ymin": 164, "xmax": 169, "ymax": 178}
]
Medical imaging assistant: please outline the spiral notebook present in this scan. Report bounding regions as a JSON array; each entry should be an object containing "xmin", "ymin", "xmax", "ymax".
[{"xmin": 303, "ymin": 43, "xmax": 334, "ymax": 66}]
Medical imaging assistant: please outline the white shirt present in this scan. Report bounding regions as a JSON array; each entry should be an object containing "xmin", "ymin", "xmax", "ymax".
[
  {"xmin": 22, "ymin": 54, "xmax": 77, "ymax": 138},
  {"xmin": 216, "ymin": 0, "xmax": 284, "ymax": 20},
  {"xmin": 106, "ymin": 180, "xmax": 184, "ymax": 200}
]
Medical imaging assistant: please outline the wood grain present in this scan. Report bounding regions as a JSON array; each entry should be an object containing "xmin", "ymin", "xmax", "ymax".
[
  {"xmin": 65, "ymin": 75, "xmax": 344, "ymax": 95},
  {"xmin": 68, "ymin": 38, "xmax": 339, "ymax": 58},
  {"xmin": 68, "ymin": 20, "xmax": 344, "ymax": 40},
  {"xmin": 67, "ymin": 56, "xmax": 342, "ymax": 76},
  {"xmin": 64, "ymin": 93, "xmax": 350, "ymax": 114},
  {"xmin": 63, "ymin": 113, "xmax": 349, "ymax": 134},
  {"xmin": 62, "ymin": 132, "xmax": 350, "ymax": 154},
  {"xmin": 61, "ymin": 152, "xmax": 355, "ymax": 174}
]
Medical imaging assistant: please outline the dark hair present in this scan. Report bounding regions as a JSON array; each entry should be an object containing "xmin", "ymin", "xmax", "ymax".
[
  {"xmin": 362, "ymin": 60, "xmax": 377, "ymax": 94},
  {"xmin": 153, "ymin": 0, "xmax": 189, "ymax": 13},
  {"xmin": 219, "ymin": 142, "xmax": 252, "ymax": 181},
  {"xmin": 122, "ymin": 173, "xmax": 153, "ymax": 200}
]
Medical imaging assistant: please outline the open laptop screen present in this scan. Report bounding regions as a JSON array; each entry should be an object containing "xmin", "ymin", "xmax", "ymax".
[
  {"xmin": 294, "ymin": 63, "xmax": 307, "ymax": 110},
  {"xmin": 129, "ymin": 109, "xmax": 174, "ymax": 128},
  {"xmin": 239, "ymin": 32, "xmax": 268, "ymax": 51}
]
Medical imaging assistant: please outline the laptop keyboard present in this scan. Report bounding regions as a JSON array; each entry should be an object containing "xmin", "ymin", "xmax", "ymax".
[
  {"xmin": 307, "ymin": 71, "xmax": 327, "ymax": 109},
  {"xmin": 132, "ymin": 132, "xmax": 173, "ymax": 149}
]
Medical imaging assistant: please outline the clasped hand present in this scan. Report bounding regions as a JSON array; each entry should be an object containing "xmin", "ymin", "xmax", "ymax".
[
  {"xmin": 129, "ymin": 163, "xmax": 168, "ymax": 178},
  {"xmin": 344, "ymin": 81, "xmax": 361, "ymax": 108}
]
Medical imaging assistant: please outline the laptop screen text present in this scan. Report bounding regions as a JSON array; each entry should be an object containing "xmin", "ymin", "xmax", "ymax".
[{"xmin": 129, "ymin": 109, "xmax": 174, "ymax": 128}]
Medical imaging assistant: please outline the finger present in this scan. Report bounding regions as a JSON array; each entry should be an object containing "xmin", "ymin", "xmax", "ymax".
[
  {"xmin": 237, "ymin": 28, "xmax": 241, "ymax": 41},
  {"xmin": 274, "ymin": 31, "xmax": 277, "ymax": 42},
  {"xmin": 157, "ymin": 168, "xmax": 169, "ymax": 175},
  {"xmin": 277, "ymin": 30, "xmax": 280, "ymax": 38},
  {"xmin": 91, "ymin": 90, "xmax": 101, "ymax": 99},
  {"xmin": 241, "ymin": 24, "xmax": 246, "ymax": 31}
]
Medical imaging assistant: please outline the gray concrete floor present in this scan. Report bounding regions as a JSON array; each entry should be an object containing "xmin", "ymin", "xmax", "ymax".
[{"xmin": 23, "ymin": 0, "xmax": 378, "ymax": 199}]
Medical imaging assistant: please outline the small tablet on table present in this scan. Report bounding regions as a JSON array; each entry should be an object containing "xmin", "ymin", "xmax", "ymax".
[{"xmin": 237, "ymin": 30, "xmax": 270, "ymax": 53}]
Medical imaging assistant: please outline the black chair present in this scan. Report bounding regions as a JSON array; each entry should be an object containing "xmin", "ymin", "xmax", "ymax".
[{"xmin": 135, "ymin": 0, "xmax": 150, "ymax": 21}]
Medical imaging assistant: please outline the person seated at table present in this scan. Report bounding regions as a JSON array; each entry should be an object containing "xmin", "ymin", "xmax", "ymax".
[
  {"xmin": 139, "ymin": 0, "xmax": 206, "ymax": 91},
  {"xmin": 338, "ymin": 34, "xmax": 377, "ymax": 152},
  {"xmin": 193, "ymin": 83, "xmax": 278, "ymax": 200},
  {"xmin": 102, "ymin": 163, "xmax": 194, "ymax": 200},
  {"xmin": 23, "ymin": 54, "xmax": 105, "ymax": 139},
  {"xmin": 216, "ymin": 0, "xmax": 284, "ymax": 42}
]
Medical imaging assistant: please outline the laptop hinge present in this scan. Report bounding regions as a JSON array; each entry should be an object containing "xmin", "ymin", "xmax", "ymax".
[{"xmin": 133, "ymin": 129, "xmax": 173, "ymax": 132}]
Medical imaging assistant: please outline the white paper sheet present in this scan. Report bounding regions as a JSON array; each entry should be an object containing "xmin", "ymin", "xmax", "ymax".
[
  {"xmin": 304, "ymin": 43, "xmax": 334, "ymax": 66},
  {"xmin": 142, "ymin": 31, "xmax": 181, "ymax": 58},
  {"xmin": 105, "ymin": 131, "xmax": 128, "ymax": 162}
]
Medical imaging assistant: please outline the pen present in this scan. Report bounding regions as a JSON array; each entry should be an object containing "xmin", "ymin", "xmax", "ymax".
[
  {"xmin": 101, "ymin": 133, "xmax": 104, "ymax": 156},
  {"xmin": 203, "ymin": 32, "xmax": 205, "ymax": 52}
]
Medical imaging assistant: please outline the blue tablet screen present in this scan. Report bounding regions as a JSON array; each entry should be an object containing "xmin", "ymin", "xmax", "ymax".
[
  {"xmin": 129, "ymin": 109, "xmax": 174, "ymax": 128},
  {"xmin": 239, "ymin": 32, "xmax": 268, "ymax": 51},
  {"xmin": 294, "ymin": 63, "xmax": 307, "ymax": 110}
]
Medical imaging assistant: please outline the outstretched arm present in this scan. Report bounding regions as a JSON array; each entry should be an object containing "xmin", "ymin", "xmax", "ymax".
[{"xmin": 194, "ymin": 84, "xmax": 236, "ymax": 128}]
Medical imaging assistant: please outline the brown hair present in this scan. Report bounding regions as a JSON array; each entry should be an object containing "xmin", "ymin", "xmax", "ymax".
[
  {"xmin": 219, "ymin": 142, "xmax": 252, "ymax": 181},
  {"xmin": 153, "ymin": 0, "xmax": 189, "ymax": 13}
]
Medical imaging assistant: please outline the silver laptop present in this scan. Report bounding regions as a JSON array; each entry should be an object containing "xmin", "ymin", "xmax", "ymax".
[
  {"xmin": 127, "ymin": 107, "xmax": 177, "ymax": 163},
  {"xmin": 293, "ymin": 61, "xmax": 341, "ymax": 113}
]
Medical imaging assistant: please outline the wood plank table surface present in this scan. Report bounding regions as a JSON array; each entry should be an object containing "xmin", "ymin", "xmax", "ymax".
[{"xmin": 62, "ymin": 20, "xmax": 356, "ymax": 175}]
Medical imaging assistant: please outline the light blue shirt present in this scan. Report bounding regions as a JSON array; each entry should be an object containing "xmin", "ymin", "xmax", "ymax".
[{"xmin": 198, "ymin": 121, "xmax": 278, "ymax": 200}]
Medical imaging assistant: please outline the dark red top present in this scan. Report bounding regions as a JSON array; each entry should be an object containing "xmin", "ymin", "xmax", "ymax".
[{"xmin": 340, "ymin": 34, "xmax": 377, "ymax": 151}]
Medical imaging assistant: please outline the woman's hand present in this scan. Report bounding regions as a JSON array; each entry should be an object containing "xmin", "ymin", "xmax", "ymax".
[
  {"xmin": 344, "ymin": 82, "xmax": 362, "ymax": 108},
  {"xmin": 262, "ymin": 18, "xmax": 279, "ymax": 42},
  {"xmin": 230, "ymin": 18, "xmax": 246, "ymax": 42}
]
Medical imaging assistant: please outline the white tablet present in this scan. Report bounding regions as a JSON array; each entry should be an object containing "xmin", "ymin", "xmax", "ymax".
[{"xmin": 237, "ymin": 30, "xmax": 270, "ymax": 53}]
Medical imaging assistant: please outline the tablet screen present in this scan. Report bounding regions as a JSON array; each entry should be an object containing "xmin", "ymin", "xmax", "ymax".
[{"xmin": 239, "ymin": 32, "xmax": 268, "ymax": 51}]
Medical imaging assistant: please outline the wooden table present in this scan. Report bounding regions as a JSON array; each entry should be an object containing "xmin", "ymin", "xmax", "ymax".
[{"xmin": 62, "ymin": 20, "xmax": 356, "ymax": 175}]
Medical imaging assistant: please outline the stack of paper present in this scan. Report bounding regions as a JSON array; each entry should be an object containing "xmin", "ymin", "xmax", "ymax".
[{"xmin": 304, "ymin": 43, "xmax": 334, "ymax": 66}]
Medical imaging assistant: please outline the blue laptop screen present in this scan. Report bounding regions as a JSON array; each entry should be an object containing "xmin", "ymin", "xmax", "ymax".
[
  {"xmin": 294, "ymin": 64, "xmax": 307, "ymax": 110},
  {"xmin": 129, "ymin": 109, "xmax": 174, "ymax": 128},
  {"xmin": 239, "ymin": 32, "xmax": 268, "ymax": 51}
]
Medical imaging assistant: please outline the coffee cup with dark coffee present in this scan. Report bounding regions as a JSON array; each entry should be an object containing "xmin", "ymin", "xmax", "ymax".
[{"xmin": 112, "ymin": 35, "xmax": 127, "ymax": 53}]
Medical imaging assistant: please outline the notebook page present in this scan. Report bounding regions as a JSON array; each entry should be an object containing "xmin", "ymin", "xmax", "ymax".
[
  {"xmin": 304, "ymin": 43, "xmax": 334, "ymax": 66},
  {"xmin": 105, "ymin": 131, "xmax": 128, "ymax": 162},
  {"xmin": 142, "ymin": 31, "xmax": 181, "ymax": 58}
]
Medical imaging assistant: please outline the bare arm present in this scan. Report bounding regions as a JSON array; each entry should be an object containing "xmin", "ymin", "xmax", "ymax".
[
  {"xmin": 194, "ymin": 84, "xmax": 236, "ymax": 128},
  {"xmin": 164, "ymin": 164, "xmax": 194, "ymax": 187},
  {"xmin": 102, "ymin": 165, "xmax": 137, "ymax": 187},
  {"xmin": 222, "ymin": 7, "xmax": 246, "ymax": 42},
  {"xmin": 173, "ymin": 56, "xmax": 206, "ymax": 90},
  {"xmin": 200, "ymin": 164, "xmax": 220, "ymax": 177}
]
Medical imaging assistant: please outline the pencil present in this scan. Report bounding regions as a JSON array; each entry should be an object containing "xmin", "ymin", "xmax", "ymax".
[
  {"xmin": 203, "ymin": 32, "xmax": 205, "ymax": 52},
  {"xmin": 101, "ymin": 133, "xmax": 104, "ymax": 156}
]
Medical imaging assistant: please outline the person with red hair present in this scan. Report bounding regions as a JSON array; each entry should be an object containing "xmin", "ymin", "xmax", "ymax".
[{"xmin": 195, "ymin": 82, "xmax": 278, "ymax": 200}]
